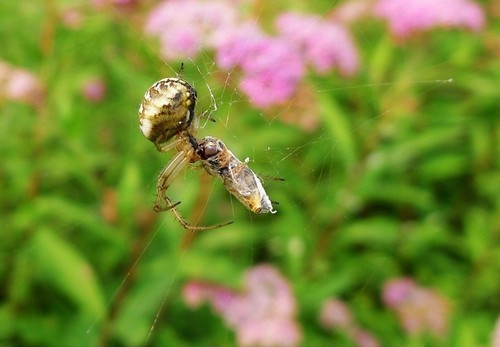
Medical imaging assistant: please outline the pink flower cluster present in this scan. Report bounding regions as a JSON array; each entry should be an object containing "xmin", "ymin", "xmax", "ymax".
[
  {"xmin": 145, "ymin": 0, "xmax": 238, "ymax": 61},
  {"xmin": 276, "ymin": 13, "xmax": 359, "ymax": 76},
  {"xmin": 145, "ymin": 0, "xmax": 359, "ymax": 107},
  {"xmin": 373, "ymin": 0, "xmax": 485, "ymax": 38},
  {"xmin": 382, "ymin": 278, "xmax": 451, "ymax": 337},
  {"xmin": 183, "ymin": 265, "xmax": 301, "ymax": 347},
  {"xmin": 144, "ymin": 0, "xmax": 485, "ymax": 107},
  {"xmin": 215, "ymin": 24, "xmax": 305, "ymax": 108},
  {"xmin": 0, "ymin": 61, "xmax": 44, "ymax": 106},
  {"xmin": 319, "ymin": 298, "xmax": 379, "ymax": 347}
]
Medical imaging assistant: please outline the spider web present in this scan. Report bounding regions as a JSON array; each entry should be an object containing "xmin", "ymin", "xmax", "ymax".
[{"xmin": 79, "ymin": 2, "xmax": 454, "ymax": 346}]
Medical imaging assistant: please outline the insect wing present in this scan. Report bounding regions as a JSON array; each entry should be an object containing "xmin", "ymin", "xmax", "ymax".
[{"xmin": 225, "ymin": 154, "xmax": 276, "ymax": 214}]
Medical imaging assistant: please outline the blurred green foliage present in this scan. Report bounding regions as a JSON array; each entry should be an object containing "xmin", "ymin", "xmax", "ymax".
[{"xmin": 1, "ymin": 1, "xmax": 499, "ymax": 347}]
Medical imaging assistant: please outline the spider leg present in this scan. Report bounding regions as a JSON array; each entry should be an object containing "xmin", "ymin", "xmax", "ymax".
[
  {"xmin": 156, "ymin": 136, "xmax": 184, "ymax": 153},
  {"xmin": 177, "ymin": 62, "xmax": 184, "ymax": 77},
  {"xmin": 155, "ymin": 151, "xmax": 190, "ymax": 211},
  {"xmin": 155, "ymin": 148, "xmax": 233, "ymax": 230},
  {"xmin": 199, "ymin": 110, "xmax": 216, "ymax": 123},
  {"xmin": 169, "ymin": 204, "xmax": 233, "ymax": 231},
  {"xmin": 257, "ymin": 174, "xmax": 285, "ymax": 182}
]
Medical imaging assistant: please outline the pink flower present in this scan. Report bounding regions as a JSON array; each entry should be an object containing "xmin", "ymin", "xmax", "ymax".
[
  {"xmin": 61, "ymin": 7, "xmax": 84, "ymax": 29},
  {"xmin": 238, "ymin": 49, "xmax": 304, "ymax": 108},
  {"xmin": 183, "ymin": 281, "xmax": 236, "ymax": 311},
  {"xmin": 276, "ymin": 12, "xmax": 359, "ymax": 75},
  {"xmin": 492, "ymin": 317, "xmax": 500, "ymax": 347},
  {"xmin": 373, "ymin": 0, "xmax": 485, "ymax": 38},
  {"xmin": 235, "ymin": 264, "xmax": 297, "ymax": 320},
  {"xmin": 383, "ymin": 278, "xmax": 451, "ymax": 337},
  {"xmin": 331, "ymin": 0, "xmax": 373, "ymax": 24},
  {"xmin": 238, "ymin": 318, "xmax": 301, "ymax": 347},
  {"xmin": 353, "ymin": 329, "xmax": 380, "ymax": 347},
  {"xmin": 145, "ymin": 0, "xmax": 237, "ymax": 60},
  {"xmin": 382, "ymin": 277, "xmax": 414, "ymax": 308},
  {"xmin": 214, "ymin": 23, "xmax": 266, "ymax": 70},
  {"xmin": 319, "ymin": 298, "xmax": 379, "ymax": 347},
  {"xmin": 319, "ymin": 298, "xmax": 353, "ymax": 330},
  {"xmin": 216, "ymin": 29, "xmax": 305, "ymax": 107},
  {"xmin": 182, "ymin": 265, "xmax": 302, "ymax": 347},
  {"xmin": 82, "ymin": 78, "xmax": 107, "ymax": 103},
  {"xmin": 0, "ymin": 61, "xmax": 44, "ymax": 106}
]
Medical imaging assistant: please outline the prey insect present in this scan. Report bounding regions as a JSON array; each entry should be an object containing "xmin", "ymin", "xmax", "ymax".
[{"xmin": 196, "ymin": 136, "xmax": 277, "ymax": 214}]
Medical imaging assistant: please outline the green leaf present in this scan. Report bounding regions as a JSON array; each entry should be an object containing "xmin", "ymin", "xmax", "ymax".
[
  {"xmin": 29, "ymin": 228, "xmax": 105, "ymax": 317},
  {"xmin": 317, "ymin": 92, "xmax": 358, "ymax": 169}
]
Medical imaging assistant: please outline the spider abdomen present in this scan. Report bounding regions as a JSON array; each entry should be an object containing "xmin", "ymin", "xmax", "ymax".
[{"xmin": 138, "ymin": 78, "xmax": 197, "ymax": 147}]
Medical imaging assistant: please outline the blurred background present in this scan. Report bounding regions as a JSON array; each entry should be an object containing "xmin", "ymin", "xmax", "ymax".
[{"xmin": 1, "ymin": 1, "xmax": 499, "ymax": 346}]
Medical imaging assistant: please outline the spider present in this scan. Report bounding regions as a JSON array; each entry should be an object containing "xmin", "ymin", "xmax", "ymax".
[
  {"xmin": 196, "ymin": 136, "xmax": 277, "ymax": 214},
  {"xmin": 139, "ymin": 76, "xmax": 232, "ymax": 230}
]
